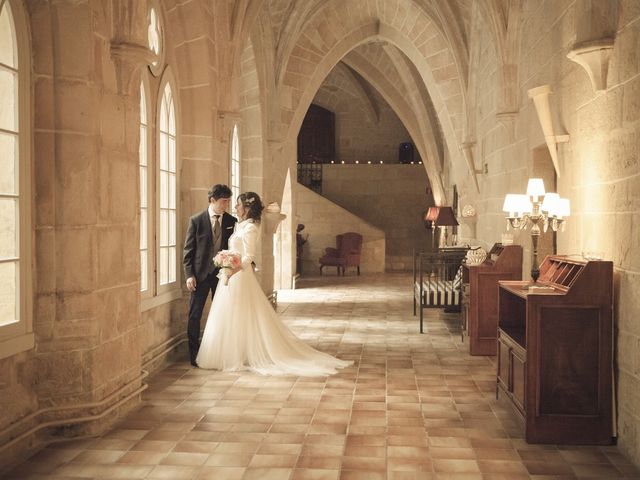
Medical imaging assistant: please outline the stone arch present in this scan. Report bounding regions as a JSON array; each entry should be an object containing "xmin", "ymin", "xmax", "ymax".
[
  {"xmin": 333, "ymin": 63, "xmax": 379, "ymax": 125},
  {"xmin": 342, "ymin": 49, "xmax": 445, "ymax": 201},
  {"xmin": 311, "ymin": 63, "xmax": 379, "ymax": 126},
  {"xmin": 277, "ymin": 1, "xmax": 469, "ymax": 177},
  {"xmin": 280, "ymin": 21, "xmax": 465, "ymax": 202}
]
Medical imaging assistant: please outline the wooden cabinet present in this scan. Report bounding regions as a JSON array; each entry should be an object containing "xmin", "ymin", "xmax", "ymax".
[
  {"xmin": 497, "ymin": 255, "xmax": 614, "ymax": 444},
  {"xmin": 462, "ymin": 244, "xmax": 522, "ymax": 355}
]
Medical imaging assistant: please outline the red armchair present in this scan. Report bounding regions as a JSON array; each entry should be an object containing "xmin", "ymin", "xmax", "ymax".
[{"xmin": 319, "ymin": 232, "xmax": 363, "ymax": 275}]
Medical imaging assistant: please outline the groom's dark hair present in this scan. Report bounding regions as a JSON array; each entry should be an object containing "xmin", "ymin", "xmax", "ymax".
[{"xmin": 208, "ymin": 184, "xmax": 232, "ymax": 202}]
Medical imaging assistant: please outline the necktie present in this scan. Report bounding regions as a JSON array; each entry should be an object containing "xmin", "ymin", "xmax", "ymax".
[{"xmin": 213, "ymin": 215, "xmax": 221, "ymax": 242}]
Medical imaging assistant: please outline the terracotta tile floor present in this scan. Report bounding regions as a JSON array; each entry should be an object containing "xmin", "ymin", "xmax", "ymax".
[{"xmin": 4, "ymin": 273, "xmax": 640, "ymax": 479}]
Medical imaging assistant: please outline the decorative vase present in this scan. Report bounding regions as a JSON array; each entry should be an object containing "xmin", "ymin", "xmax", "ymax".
[{"xmin": 465, "ymin": 247, "xmax": 487, "ymax": 265}]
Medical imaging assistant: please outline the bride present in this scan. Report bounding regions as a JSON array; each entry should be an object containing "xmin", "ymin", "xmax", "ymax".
[{"xmin": 196, "ymin": 192, "xmax": 353, "ymax": 376}]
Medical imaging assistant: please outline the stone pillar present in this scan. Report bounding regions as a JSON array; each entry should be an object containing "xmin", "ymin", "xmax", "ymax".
[
  {"xmin": 35, "ymin": 0, "xmax": 148, "ymax": 431},
  {"xmin": 261, "ymin": 211, "xmax": 286, "ymax": 294}
]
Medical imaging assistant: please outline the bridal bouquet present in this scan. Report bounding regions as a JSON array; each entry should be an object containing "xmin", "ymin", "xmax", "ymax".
[{"xmin": 213, "ymin": 250, "xmax": 242, "ymax": 286}]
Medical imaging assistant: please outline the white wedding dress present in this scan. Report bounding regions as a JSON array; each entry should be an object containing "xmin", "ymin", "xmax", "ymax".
[{"xmin": 196, "ymin": 219, "xmax": 352, "ymax": 376}]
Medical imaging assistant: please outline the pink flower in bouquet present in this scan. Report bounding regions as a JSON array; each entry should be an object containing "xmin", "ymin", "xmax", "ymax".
[{"xmin": 213, "ymin": 250, "xmax": 242, "ymax": 285}]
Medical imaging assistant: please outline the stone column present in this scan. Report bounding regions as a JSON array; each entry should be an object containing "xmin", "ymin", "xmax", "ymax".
[
  {"xmin": 33, "ymin": 0, "xmax": 149, "ymax": 434},
  {"xmin": 261, "ymin": 210, "xmax": 286, "ymax": 295}
]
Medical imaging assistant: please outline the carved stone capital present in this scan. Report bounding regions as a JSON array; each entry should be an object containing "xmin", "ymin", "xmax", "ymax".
[
  {"xmin": 110, "ymin": 42, "xmax": 157, "ymax": 95},
  {"xmin": 567, "ymin": 38, "xmax": 615, "ymax": 93}
]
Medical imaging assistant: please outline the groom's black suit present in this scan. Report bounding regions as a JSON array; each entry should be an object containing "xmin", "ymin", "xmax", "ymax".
[{"xmin": 183, "ymin": 209, "xmax": 237, "ymax": 365}]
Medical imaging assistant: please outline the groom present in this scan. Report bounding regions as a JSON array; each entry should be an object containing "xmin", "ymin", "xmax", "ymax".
[{"xmin": 183, "ymin": 184, "xmax": 237, "ymax": 367}]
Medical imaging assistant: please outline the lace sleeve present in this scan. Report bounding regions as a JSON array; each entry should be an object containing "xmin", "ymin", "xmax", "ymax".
[{"xmin": 241, "ymin": 223, "xmax": 260, "ymax": 269}]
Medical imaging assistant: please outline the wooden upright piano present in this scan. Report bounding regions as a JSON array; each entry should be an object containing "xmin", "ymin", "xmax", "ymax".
[
  {"xmin": 496, "ymin": 255, "xmax": 614, "ymax": 444},
  {"xmin": 462, "ymin": 244, "xmax": 522, "ymax": 355}
]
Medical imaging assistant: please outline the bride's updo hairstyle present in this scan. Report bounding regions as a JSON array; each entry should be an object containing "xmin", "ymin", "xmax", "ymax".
[{"xmin": 238, "ymin": 192, "xmax": 264, "ymax": 222}]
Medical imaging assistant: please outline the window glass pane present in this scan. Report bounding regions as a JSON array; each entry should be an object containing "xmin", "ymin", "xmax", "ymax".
[
  {"xmin": 0, "ymin": 3, "xmax": 17, "ymax": 69},
  {"xmin": 168, "ymin": 209, "xmax": 176, "ymax": 245},
  {"xmin": 140, "ymin": 84, "xmax": 147, "ymax": 125},
  {"xmin": 0, "ymin": 131, "xmax": 17, "ymax": 194},
  {"xmin": 0, "ymin": 197, "xmax": 17, "ymax": 258},
  {"xmin": 232, "ymin": 126, "xmax": 239, "ymax": 158},
  {"xmin": 139, "ymin": 166, "xmax": 147, "ymax": 207},
  {"xmin": 0, "ymin": 260, "xmax": 17, "ymax": 327},
  {"xmin": 160, "ymin": 170, "xmax": 167, "ymax": 208},
  {"xmin": 168, "ymin": 136, "xmax": 175, "ymax": 172},
  {"xmin": 169, "ymin": 172, "xmax": 175, "ymax": 209},
  {"xmin": 168, "ymin": 247, "xmax": 176, "ymax": 283},
  {"xmin": 140, "ymin": 250, "xmax": 147, "ymax": 292},
  {"xmin": 168, "ymin": 98, "xmax": 175, "ymax": 135},
  {"xmin": 0, "ymin": 68, "xmax": 17, "ymax": 132},
  {"xmin": 139, "ymin": 125, "xmax": 147, "ymax": 166},
  {"xmin": 230, "ymin": 124, "xmax": 240, "ymax": 217},
  {"xmin": 140, "ymin": 209, "xmax": 147, "ymax": 249},
  {"xmin": 159, "ymin": 132, "xmax": 167, "ymax": 170},
  {"xmin": 160, "ymin": 209, "xmax": 168, "ymax": 246},
  {"xmin": 160, "ymin": 96, "xmax": 167, "ymax": 132},
  {"xmin": 159, "ymin": 247, "xmax": 168, "ymax": 285}
]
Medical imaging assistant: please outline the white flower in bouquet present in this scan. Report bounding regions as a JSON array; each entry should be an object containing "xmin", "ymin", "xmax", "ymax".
[{"xmin": 213, "ymin": 250, "xmax": 242, "ymax": 286}]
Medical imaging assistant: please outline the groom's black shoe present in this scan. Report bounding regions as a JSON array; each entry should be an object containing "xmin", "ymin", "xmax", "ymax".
[{"xmin": 190, "ymin": 360, "xmax": 198, "ymax": 368}]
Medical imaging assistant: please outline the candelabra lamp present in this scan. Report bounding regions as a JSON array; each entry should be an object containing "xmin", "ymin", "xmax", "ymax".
[{"xmin": 502, "ymin": 179, "xmax": 570, "ymax": 283}]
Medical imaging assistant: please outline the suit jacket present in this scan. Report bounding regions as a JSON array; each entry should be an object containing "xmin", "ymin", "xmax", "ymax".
[{"xmin": 183, "ymin": 209, "xmax": 238, "ymax": 283}]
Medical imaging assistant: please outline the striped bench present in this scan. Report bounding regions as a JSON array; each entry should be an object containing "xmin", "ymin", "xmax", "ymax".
[{"xmin": 413, "ymin": 249, "xmax": 468, "ymax": 333}]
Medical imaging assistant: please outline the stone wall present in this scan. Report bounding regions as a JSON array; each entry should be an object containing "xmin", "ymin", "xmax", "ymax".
[
  {"xmin": 321, "ymin": 164, "xmax": 432, "ymax": 270},
  {"xmin": 457, "ymin": 0, "xmax": 640, "ymax": 465},
  {"xmin": 296, "ymin": 184, "xmax": 385, "ymax": 275},
  {"xmin": 0, "ymin": 0, "xmax": 145, "ymax": 469},
  {"xmin": 0, "ymin": 1, "xmax": 249, "ymax": 470}
]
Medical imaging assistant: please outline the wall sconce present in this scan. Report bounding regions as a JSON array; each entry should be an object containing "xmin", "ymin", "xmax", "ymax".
[
  {"xmin": 503, "ymin": 178, "xmax": 571, "ymax": 283},
  {"xmin": 527, "ymin": 85, "xmax": 569, "ymax": 177},
  {"xmin": 434, "ymin": 206, "xmax": 459, "ymax": 248}
]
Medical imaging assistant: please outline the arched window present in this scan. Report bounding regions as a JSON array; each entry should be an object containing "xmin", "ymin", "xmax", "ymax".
[
  {"xmin": 158, "ymin": 82, "xmax": 176, "ymax": 286},
  {"xmin": 139, "ymin": 82, "xmax": 149, "ymax": 293},
  {"xmin": 0, "ymin": 0, "xmax": 33, "ymax": 358},
  {"xmin": 230, "ymin": 124, "xmax": 240, "ymax": 213}
]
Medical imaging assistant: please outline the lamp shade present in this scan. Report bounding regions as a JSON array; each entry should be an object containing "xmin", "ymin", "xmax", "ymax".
[
  {"xmin": 516, "ymin": 194, "xmax": 533, "ymax": 215},
  {"xmin": 502, "ymin": 194, "xmax": 519, "ymax": 214},
  {"xmin": 526, "ymin": 178, "xmax": 546, "ymax": 199},
  {"xmin": 424, "ymin": 207, "xmax": 439, "ymax": 222},
  {"xmin": 541, "ymin": 192, "xmax": 559, "ymax": 215},
  {"xmin": 556, "ymin": 198, "xmax": 570, "ymax": 218},
  {"xmin": 434, "ymin": 206, "xmax": 458, "ymax": 227}
]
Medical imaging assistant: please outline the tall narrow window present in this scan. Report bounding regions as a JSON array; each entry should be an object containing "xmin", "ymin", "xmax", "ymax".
[
  {"xmin": 158, "ymin": 83, "xmax": 176, "ymax": 285},
  {"xmin": 139, "ymin": 83, "xmax": 149, "ymax": 292},
  {"xmin": 230, "ymin": 124, "xmax": 240, "ymax": 212},
  {"xmin": 0, "ymin": 1, "xmax": 19, "ymax": 330},
  {"xmin": 0, "ymin": 0, "xmax": 33, "ymax": 358}
]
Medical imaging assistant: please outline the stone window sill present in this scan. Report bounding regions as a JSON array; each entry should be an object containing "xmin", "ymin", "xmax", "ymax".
[
  {"xmin": 141, "ymin": 288, "xmax": 183, "ymax": 312},
  {"xmin": 0, "ymin": 332, "xmax": 35, "ymax": 360}
]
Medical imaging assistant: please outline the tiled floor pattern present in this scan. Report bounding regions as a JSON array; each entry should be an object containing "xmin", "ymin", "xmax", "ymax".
[{"xmin": 4, "ymin": 273, "xmax": 640, "ymax": 479}]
